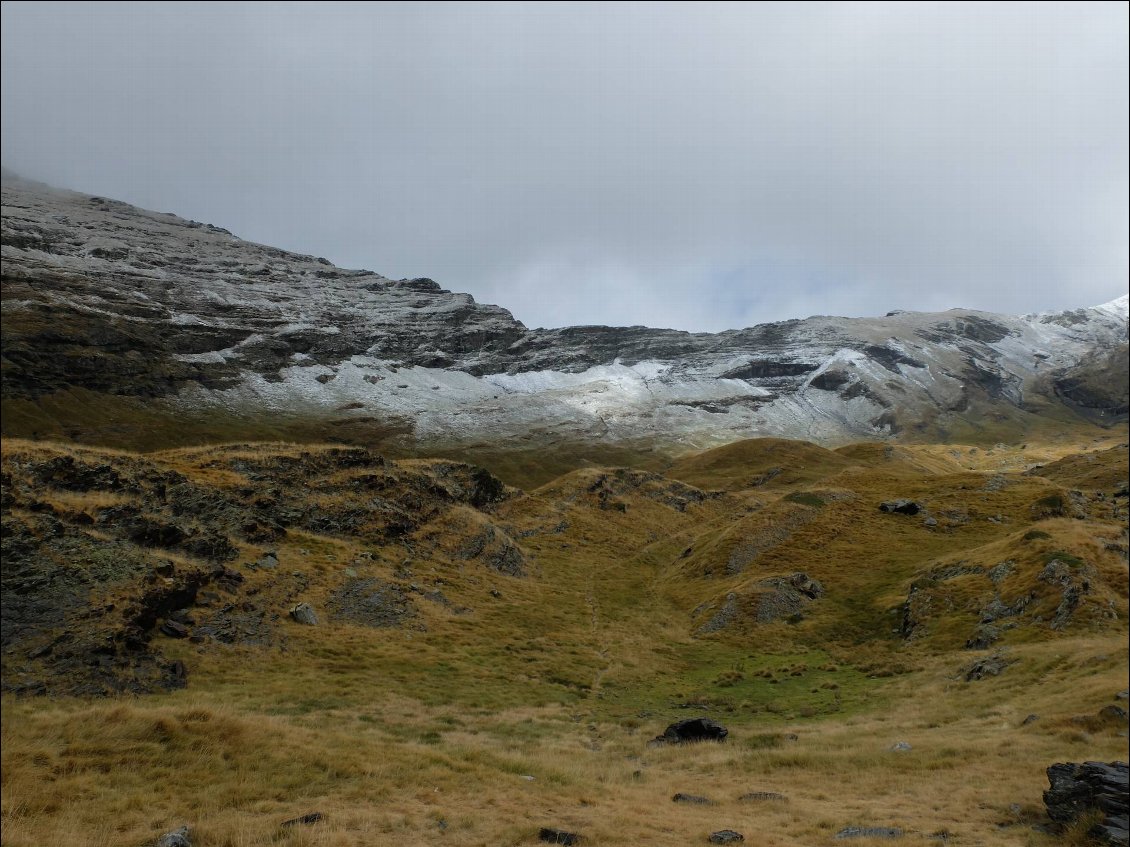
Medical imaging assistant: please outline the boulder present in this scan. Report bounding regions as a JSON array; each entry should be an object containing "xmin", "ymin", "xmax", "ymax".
[
  {"xmin": 879, "ymin": 499, "xmax": 921, "ymax": 515},
  {"xmin": 289, "ymin": 603, "xmax": 318, "ymax": 626},
  {"xmin": 962, "ymin": 651, "xmax": 1013, "ymax": 681},
  {"xmin": 539, "ymin": 828, "xmax": 582, "ymax": 845},
  {"xmin": 1044, "ymin": 761, "xmax": 1129, "ymax": 845},
  {"xmin": 281, "ymin": 812, "xmax": 324, "ymax": 827},
  {"xmin": 160, "ymin": 620, "xmax": 189, "ymax": 639},
  {"xmin": 708, "ymin": 831, "xmax": 744, "ymax": 844},
  {"xmin": 156, "ymin": 826, "xmax": 191, "ymax": 847},
  {"xmin": 654, "ymin": 717, "xmax": 729, "ymax": 744}
]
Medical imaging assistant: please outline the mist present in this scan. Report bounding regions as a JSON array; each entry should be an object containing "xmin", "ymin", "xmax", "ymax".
[{"xmin": 2, "ymin": 2, "xmax": 1126, "ymax": 331}]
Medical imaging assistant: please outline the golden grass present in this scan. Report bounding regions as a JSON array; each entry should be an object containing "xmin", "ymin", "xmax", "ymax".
[{"xmin": 2, "ymin": 430, "xmax": 1127, "ymax": 845}]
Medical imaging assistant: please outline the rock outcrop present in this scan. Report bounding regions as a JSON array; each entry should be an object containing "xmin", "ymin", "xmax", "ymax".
[{"xmin": 1043, "ymin": 761, "xmax": 1128, "ymax": 845}]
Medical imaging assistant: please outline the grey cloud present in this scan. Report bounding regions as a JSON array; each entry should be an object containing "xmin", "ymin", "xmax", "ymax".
[{"xmin": 2, "ymin": 1, "xmax": 1126, "ymax": 331}]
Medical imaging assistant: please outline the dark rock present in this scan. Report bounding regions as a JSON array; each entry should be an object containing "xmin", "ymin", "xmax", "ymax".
[
  {"xmin": 160, "ymin": 620, "xmax": 189, "ymax": 639},
  {"xmin": 708, "ymin": 831, "xmax": 744, "ymax": 844},
  {"xmin": 655, "ymin": 717, "xmax": 729, "ymax": 744},
  {"xmin": 962, "ymin": 651, "xmax": 1013, "ymax": 681},
  {"xmin": 1099, "ymin": 705, "xmax": 1129, "ymax": 724},
  {"xmin": 673, "ymin": 793, "xmax": 712, "ymax": 804},
  {"xmin": 155, "ymin": 826, "xmax": 192, "ymax": 847},
  {"xmin": 281, "ymin": 812, "xmax": 324, "ymax": 827},
  {"xmin": 879, "ymin": 499, "xmax": 921, "ymax": 515},
  {"xmin": 1022, "ymin": 714, "xmax": 1040, "ymax": 726},
  {"xmin": 1044, "ymin": 761, "xmax": 1128, "ymax": 845},
  {"xmin": 834, "ymin": 827, "xmax": 904, "ymax": 839},
  {"xmin": 809, "ymin": 369, "xmax": 851, "ymax": 390},
  {"xmin": 539, "ymin": 827, "xmax": 582, "ymax": 845},
  {"xmin": 289, "ymin": 603, "xmax": 318, "ymax": 625}
]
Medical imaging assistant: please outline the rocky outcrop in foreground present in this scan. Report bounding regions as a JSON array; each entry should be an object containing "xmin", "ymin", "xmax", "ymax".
[{"xmin": 1044, "ymin": 761, "xmax": 1128, "ymax": 845}]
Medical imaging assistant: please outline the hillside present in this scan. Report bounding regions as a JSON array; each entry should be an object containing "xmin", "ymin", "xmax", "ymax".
[{"xmin": 2, "ymin": 433, "xmax": 1127, "ymax": 846}]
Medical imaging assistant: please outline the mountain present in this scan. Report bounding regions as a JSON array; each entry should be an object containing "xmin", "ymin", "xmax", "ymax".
[{"xmin": 3, "ymin": 172, "xmax": 1127, "ymax": 461}]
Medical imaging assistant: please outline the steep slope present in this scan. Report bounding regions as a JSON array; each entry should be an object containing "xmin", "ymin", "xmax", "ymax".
[{"xmin": 3, "ymin": 172, "xmax": 1127, "ymax": 455}]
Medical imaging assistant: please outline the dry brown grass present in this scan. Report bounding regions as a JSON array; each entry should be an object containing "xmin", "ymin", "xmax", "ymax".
[{"xmin": 2, "ymin": 430, "xmax": 1127, "ymax": 845}]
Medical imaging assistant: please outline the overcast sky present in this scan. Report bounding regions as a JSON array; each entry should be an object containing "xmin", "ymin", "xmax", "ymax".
[{"xmin": 2, "ymin": 2, "xmax": 1127, "ymax": 331}]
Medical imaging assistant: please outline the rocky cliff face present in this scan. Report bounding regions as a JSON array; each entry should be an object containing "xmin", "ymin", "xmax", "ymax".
[{"xmin": 2, "ymin": 172, "xmax": 1127, "ymax": 450}]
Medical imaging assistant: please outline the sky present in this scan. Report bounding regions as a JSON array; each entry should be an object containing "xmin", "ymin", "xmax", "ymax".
[{"xmin": 1, "ymin": 2, "xmax": 1127, "ymax": 332}]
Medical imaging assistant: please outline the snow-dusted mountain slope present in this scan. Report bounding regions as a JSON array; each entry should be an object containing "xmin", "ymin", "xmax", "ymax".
[{"xmin": 2, "ymin": 172, "xmax": 1127, "ymax": 449}]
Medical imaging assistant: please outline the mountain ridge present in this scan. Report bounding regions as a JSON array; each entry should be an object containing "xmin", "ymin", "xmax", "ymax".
[{"xmin": 2, "ymin": 172, "xmax": 1127, "ymax": 455}]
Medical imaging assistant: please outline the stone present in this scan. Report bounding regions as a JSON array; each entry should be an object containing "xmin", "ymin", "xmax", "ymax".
[
  {"xmin": 1044, "ymin": 761, "xmax": 1128, "ymax": 845},
  {"xmin": 654, "ymin": 717, "xmax": 729, "ymax": 744},
  {"xmin": 289, "ymin": 603, "xmax": 318, "ymax": 625},
  {"xmin": 889, "ymin": 741, "xmax": 912, "ymax": 752},
  {"xmin": 539, "ymin": 828, "xmax": 582, "ymax": 845},
  {"xmin": 673, "ymin": 793, "xmax": 712, "ymax": 804},
  {"xmin": 879, "ymin": 499, "xmax": 921, "ymax": 515},
  {"xmin": 160, "ymin": 620, "xmax": 189, "ymax": 639},
  {"xmin": 281, "ymin": 812, "xmax": 324, "ymax": 827},
  {"xmin": 1099, "ymin": 705, "xmax": 1129, "ymax": 724},
  {"xmin": 962, "ymin": 651, "xmax": 1013, "ymax": 681},
  {"xmin": 156, "ymin": 826, "xmax": 192, "ymax": 847},
  {"xmin": 708, "ymin": 831, "xmax": 744, "ymax": 844},
  {"xmin": 1022, "ymin": 714, "xmax": 1040, "ymax": 726}
]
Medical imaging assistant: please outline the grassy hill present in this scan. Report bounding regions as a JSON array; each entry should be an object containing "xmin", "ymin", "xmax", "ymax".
[{"xmin": 1, "ymin": 431, "xmax": 1127, "ymax": 846}]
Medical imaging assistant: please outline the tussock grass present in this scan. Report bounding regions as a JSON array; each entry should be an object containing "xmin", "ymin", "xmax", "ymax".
[{"xmin": 2, "ymin": 430, "xmax": 1127, "ymax": 845}]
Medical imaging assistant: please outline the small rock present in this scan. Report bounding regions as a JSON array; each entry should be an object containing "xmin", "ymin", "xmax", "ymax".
[
  {"xmin": 835, "ymin": 827, "xmax": 904, "ymax": 840},
  {"xmin": 890, "ymin": 741, "xmax": 912, "ymax": 752},
  {"xmin": 1099, "ymin": 705, "xmax": 1129, "ymax": 724},
  {"xmin": 673, "ymin": 793, "xmax": 712, "ymax": 804},
  {"xmin": 653, "ymin": 717, "xmax": 729, "ymax": 744},
  {"xmin": 923, "ymin": 516, "xmax": 938, "ymax": 527},
  {"xmin": 290, "ymin": 603, "xmax": 318, "ymax": 626},
  {"xmin": 709, "ymin": 831, "xmax": 744, "ymax": 844},
  {"xmin": 156, "ymin": 826, "xmax": 191, "ymax": 847},
  {"xmin": 962, "ymin": 651, "xmax": 1013, "ymax": 681},
  {"xmin": 879, "ymin": 499, "xmax": 921, "ymax": 515},
  {"xmin": 160, "ymin": 620, "xmax": 189, "ymax": 639},
  {"xmin": 1117, "ymin": 690, "xmax": 1129, "ymax": 700},
  {"xmin": 1022, "ymin": 714, "xmax": 1040, "ymax": 726},
  {"xmin": 258, "ymin": 552, "xmax": 279, "ymax": 569},
  {"xmin": 281, "ymin": 812, "xmax": 324, "ymax": 827},
  {"xmin": 539, "ymin": 828, "xmax": 582, "ymax": 845}
]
